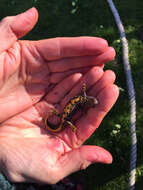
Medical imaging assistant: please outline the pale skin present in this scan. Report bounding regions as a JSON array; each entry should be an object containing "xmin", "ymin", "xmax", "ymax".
[{"xmin": 0, "ymin": 8, "xmax": 119, "ymax": 184}]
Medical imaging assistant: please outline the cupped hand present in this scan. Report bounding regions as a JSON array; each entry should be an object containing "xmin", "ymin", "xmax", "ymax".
[
  {"xmin": 0, "ymin": 7, "xmax": 115, "ymax": 123},
  {"xmin": 0, "ymin": 8, "xmax": 119, "ymax": 184}
]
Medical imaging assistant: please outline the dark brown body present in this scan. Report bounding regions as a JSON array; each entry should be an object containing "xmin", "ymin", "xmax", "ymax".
[{"xmin": 45, "ymin": 84, "xmax": 98, "ymax": 132}]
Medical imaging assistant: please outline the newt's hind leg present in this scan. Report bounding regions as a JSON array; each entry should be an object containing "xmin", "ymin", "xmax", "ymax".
[
  {"xmin": 52, "ymin": 109, "xmax": 61, "ymax": 117},
  {"xmin": 65, "ymin": 120, "xmax": 77, "ymax": 132}
]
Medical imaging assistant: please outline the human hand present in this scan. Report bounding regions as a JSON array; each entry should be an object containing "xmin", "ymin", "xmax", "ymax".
[
  {"xmin": 0, "ymin": 8, "xmax": 119, "ymax": 184},
  {"xmin": 0, "ymin": 7, "xmax": 115, "ymax": 123}
]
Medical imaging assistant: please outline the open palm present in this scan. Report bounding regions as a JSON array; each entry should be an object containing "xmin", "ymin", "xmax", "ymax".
[{"xmin": 0, "ymin": 8, "xmax": 119, "ymax": 184}]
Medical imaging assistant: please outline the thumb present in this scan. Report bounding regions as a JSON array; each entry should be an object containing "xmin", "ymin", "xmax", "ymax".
[
  {"xmin": 57, "ymin": 145, "xmax": 112, "ymax": 182},
  {"xmin": 0, "ymin": 7, "xmax": 38, "ymax": 53}
]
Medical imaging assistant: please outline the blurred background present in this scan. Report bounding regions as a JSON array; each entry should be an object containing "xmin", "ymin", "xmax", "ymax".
[{"xmin": 0, "ymin": 0, "xmax": 143, "ymax": 189}]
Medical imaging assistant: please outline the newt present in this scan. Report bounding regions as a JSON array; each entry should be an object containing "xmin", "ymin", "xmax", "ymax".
[{"xmin": 45, "ymin": 84, "xmax": 98, "ymax": 132}]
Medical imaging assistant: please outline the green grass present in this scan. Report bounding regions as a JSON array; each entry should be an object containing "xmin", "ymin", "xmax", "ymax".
[{"xmin": 0, "ymin": 0, "xmax": 143, "ymax": 189}]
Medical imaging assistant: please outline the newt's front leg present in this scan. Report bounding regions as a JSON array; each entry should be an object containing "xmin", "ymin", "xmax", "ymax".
[{"xmin": 52, "ymin": 109, "xmax": 61, "ymax": 117}]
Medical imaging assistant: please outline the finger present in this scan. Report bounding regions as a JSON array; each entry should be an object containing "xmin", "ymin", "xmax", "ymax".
[
  {"xmin": 35, "ymin": 36, "xmax": 109, "ymax": 61},
  {"xmin": 48, "ymin": 47, "xmax": 115, "ymax": 72},
  {"xmin": 61, "ymin": 66, "xmax": 104, "ymax": 108},
  {"xmin": 89, "ymin": 70, "xmax": 116, "ymax": 97},
  {"xmin": 50, "ymin": 67, "xmax": 91, "ymax": 84},
  {"xmin": 76, "ymin": 84, "xmax": 119, "ymax": 144},
  {"xmin": 56, "ymin": 145, "xmax": 112, "ymax": 182},
  {"xmin": 45, "ymin": 73, "xmax": 82, "ymax": 104},
  {"xmin": 0, "ymin": 7, "xmax": 38, "ymax": 53}
]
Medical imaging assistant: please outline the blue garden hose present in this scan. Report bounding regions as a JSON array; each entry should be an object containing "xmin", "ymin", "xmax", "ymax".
[{"xmin": 107, "ymin": 0, "xmax": 137, "ymax": 189}]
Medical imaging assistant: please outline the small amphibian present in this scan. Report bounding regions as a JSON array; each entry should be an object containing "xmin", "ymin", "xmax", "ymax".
[{"xmin": 45, "ymin": 84, "xmax": 98, "ymax": 132}]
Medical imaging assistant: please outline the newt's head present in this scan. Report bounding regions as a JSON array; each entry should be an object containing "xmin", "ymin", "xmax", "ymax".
[{"xmin": 85, "ymin": 96, "xmax": 98, "ymax": 108}]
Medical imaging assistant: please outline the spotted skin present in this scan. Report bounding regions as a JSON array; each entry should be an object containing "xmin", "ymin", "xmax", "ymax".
[{"xmin": 45, "ymin": 84, "xmax": 98, "ymax": 133}]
